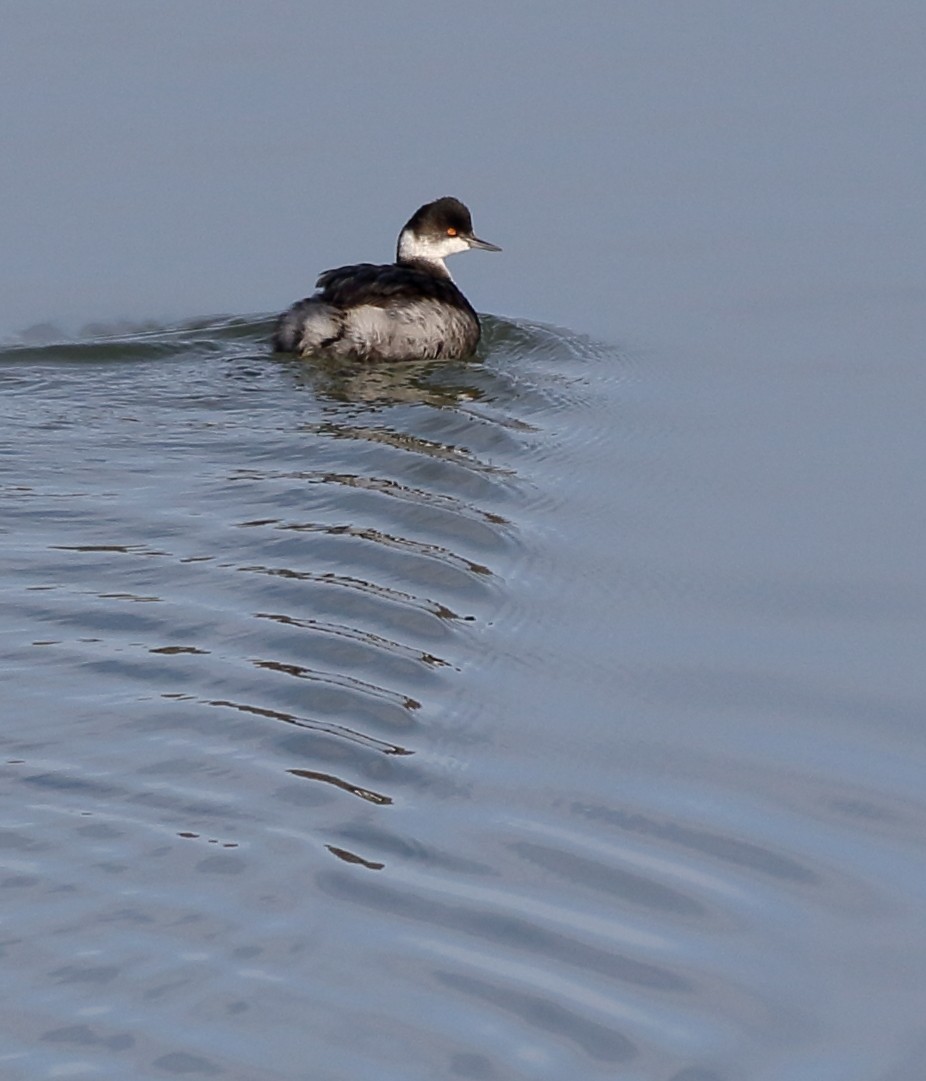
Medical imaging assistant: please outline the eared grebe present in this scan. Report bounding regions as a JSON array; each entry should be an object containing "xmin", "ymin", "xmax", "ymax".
[{"xmin": 272, "ymin": 197, "xmax": 501, "ymax": 362}]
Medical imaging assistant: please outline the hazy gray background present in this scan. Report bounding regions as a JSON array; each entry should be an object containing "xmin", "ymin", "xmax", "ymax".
[
  {"xmin": 2, "ymin": 0, "xmax": 923, "ymax": 360},
  {"xmin": 3, "ymin": 4, "xmax": 926, "ymax": 1079}
]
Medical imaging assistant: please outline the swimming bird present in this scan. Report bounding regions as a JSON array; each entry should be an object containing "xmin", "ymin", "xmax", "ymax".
[{"xmin": 272, "ymin": 197, "xmax": 501, "ymax": 362}]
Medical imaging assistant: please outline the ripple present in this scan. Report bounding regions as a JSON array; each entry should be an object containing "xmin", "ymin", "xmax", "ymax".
[
  {"xmin": 237, "ymin": 564, "xmax": 467, "ymax": 623},
  {"xmin": 303, "ymin": 419, "xmax": 516, "ymax": 476},
  {"xmin": 287, "ymin": 768, "xmax": 393, "ymax": 805},
  {"xmin": 254, "ymin": 610, "xmax": 452, "ymax": 670},
  {"xmin": 204, "ymin": 699, "xmax": 412, "ymax": 756},
  {"xmin": 3, "ymin": 310, "xmax": 916, "ymax": 1080}
]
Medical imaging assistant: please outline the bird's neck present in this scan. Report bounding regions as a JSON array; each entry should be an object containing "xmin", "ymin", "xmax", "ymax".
[{"xmin": 396, "ymin": 231, "xmax": 453, "ymax": 280}]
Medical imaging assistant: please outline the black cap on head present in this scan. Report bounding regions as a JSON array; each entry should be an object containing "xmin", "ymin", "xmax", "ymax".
[{"xmin": 403, "ymin": 196, "xmax": 475, "ymax": 237}]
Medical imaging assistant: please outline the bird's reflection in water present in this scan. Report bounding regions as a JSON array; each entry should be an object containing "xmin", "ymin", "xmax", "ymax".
[{"xmin": 279, "ymin": 354, "xmax": 488, "ymax": 409}]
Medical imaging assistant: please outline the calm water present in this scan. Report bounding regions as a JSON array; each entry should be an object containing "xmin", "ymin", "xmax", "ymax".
[
  {"xmin": 2, "ymin": 314, "xmax": 924, "ymax": 1080},
  {"xmin": 3, "ymin": 2, "xmax": 926, "ymax": 1077}
]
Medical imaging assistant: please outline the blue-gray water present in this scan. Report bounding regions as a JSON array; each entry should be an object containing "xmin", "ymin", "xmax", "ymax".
[
  {"xmin": 3, "ymin": 314, "xmax": 924, "ymax": 1080},
  {"xmin": 2, "ymin": 3, "xmax": 926, "ymax": 1079}
]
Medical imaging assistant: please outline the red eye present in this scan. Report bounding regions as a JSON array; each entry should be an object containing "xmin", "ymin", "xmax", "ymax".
[{"xmin": 446, "ymin": 227, "xmax": 457, "ymax": 236}]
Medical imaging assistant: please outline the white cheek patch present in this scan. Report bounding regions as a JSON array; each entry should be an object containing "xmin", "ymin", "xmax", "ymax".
[
  {"xmin": 442, "ymin": 234, "xmax": 471, "ymax": 256},
  {"xmin": 397, "ymin": 230, "xmax": 470, "ymax": 268}
]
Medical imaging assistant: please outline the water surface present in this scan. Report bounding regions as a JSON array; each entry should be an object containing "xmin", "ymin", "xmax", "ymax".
[
  {"xmin": 3, "ymin": 3, "xmax": 926, "ymax": 1076},
  {"xmin": 2, "ymin": 316, "xmax": 925, "ymax": 1080}
]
